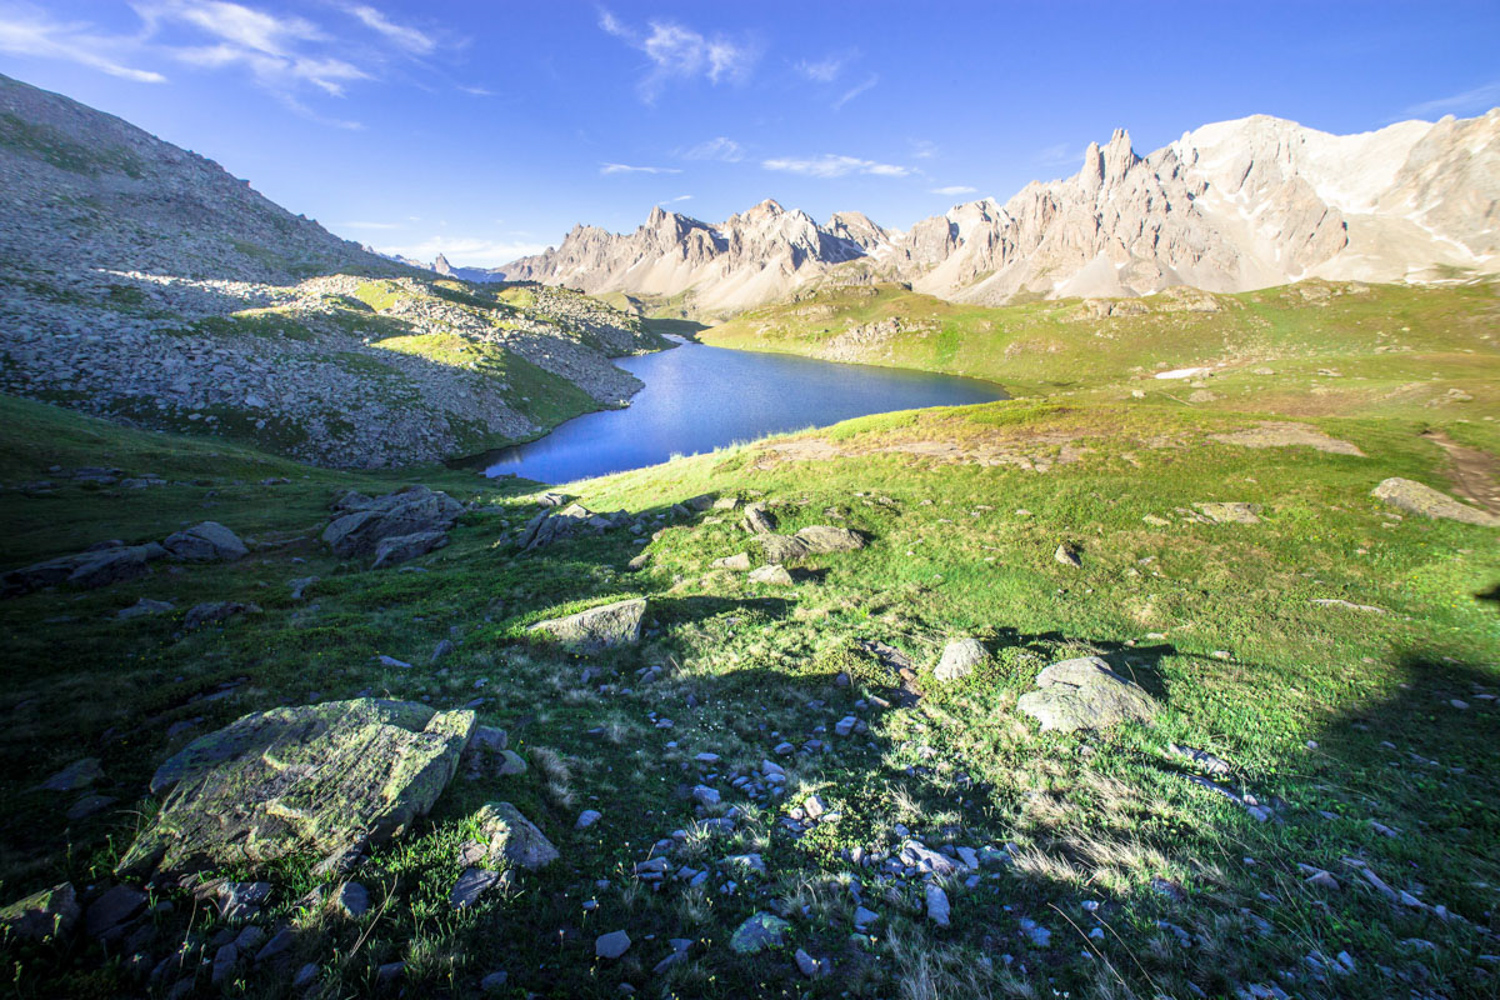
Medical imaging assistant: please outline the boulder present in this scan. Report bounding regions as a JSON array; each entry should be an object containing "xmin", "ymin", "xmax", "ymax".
[
  {"xmin": 371, "ymin": 530, "xmax": 449, "ymax": 569},
  {"xmin": 118, "ymin": 598, "xmax": 174, "ymax": 619},
  {"xmin": 184, "ymin": 601, "xmax": 261, "ymax": 631},
  {"xmin": 729, "ymin": 912, "xmax": 790, "ymax": 954},
  {"xmin": 1017, "ymin": 656, "xmax": 1158, "ymax": 732},
  {"xmin": 38, "ymin": 757, "xmax": 103, "ymax": 792},
  {"xmin": 934, "ymin": 638, "xmax": 987, "ymax": 682},
  {"xmin": 595, "ymin": 930, "xmax": 631, "ymax": 959},
  {"xmin": 119, "ymin": 699, "xmax": 476, "ymax": 878},
  {"xmin": 757, "ymin": 534, "xmax": 811, "ymax": 565},
  {"xmin": 163, "ymin": 522, "xmax": 248, "ymax": 562},
  {"xmin": 69, "ymin": 544, "xmax": 166, "ymax": 589},
  {"xmin": 794, "ymin": 525, "xmax": 867, "ymax": 553},
  {"xmin": 741, "ymin": 503, "xmax": 778, "ymax": 535},
  {"xmin": 925, "ymin": 884, "xmax": 951, "ymax": 927},
  {"xmin": 323, "ymin": 486, "xmax": 463, "ymax": 559},
  {"xmin": 450, "ymin": 867, "xmax": 503, "ymax": 909},
  {"xmin": 476, "ymin": 802, "xmax": 558, "ymax": 870},
  {"xmin": 1371, "ymin": 477, "xmax": 1500, "ymax": 527},
  {"xmin": 712, "ymin": 552, "xmax": 752, "ymax": 571},
  {"xmin": 1054, "ymin": 543, "xmax": 1082, "ymax": 568},
  {"xmin": 529, "ymin": 598, "xmax": 646, "ymax": 650},
  {"xmin": 84, "ymin": 884, "xmax": 147, "ymax": 940},
  {"xmin": 748, "ymin": 564, "xmax": 794, "ymax": 586},
  {"xmin": 0, "ymin": 882, "xmax": 79, "ymax": 941}
]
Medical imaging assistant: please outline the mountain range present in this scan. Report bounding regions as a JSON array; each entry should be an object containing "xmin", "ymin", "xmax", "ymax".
[{"xmin": 489, "ymin": 110, "xmax": 1500, "ymax": 313}]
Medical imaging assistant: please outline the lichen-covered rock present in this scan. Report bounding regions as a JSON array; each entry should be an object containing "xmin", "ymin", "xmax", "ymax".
[
  {"xmin": 794, "ymin": 525, "xmax": 867, "ymax": 553},
  {"xmin": 757, "ymin": 534, "xmax": 810, "ymax": 565},
  {"xmin": 476, "ymin": 801, "xmax": 558, "ymax": 870},
  {"xmin": 741, "ymin": 503, "xmax": 778, "ymax": 535},
  {"xmin": 729, "ymin": 911, "xmax": 791, "ymax": 954},
  {"xmin": 934, "ymin": 638, "xmax": 987, "ymax": 681},
  {"xmin": 1192, "ymin": 502, "xmax": 1263, "ymax": 524},
  {"xmin": 1017, "ymin": 656, "xmax": 1158, "ymax": 732},
  {"xmin": 118, "ymin": 699, "xmax": 476, "ymax": 878},
  {"xmin": 322, "ymin": 487, "xmax": 463, "ymax": 559},
  {"xmin": 4, "ymin": 542, "xmax": 169, "ymax": 598},
  {"xmin": 163, "ymin": 521, "xmax": 248, "ymax": 561},
  {"xmin": 0, "ymin": 882, "xmax": 79, "ymax": 941},
  {"xmin": 748, "ymin": 564, "xmax": 794, "ymax": 586},
  {"xmin": 1372, "ymin": 477, "xmax": 1500, "ymax": 527},
  {"xmin": 529, "ymin": 598, "xmax": 646, "ymax": 650},
  {"xmin": 371, "ymin": 530, "xmax": 449, "ymax": 569},
  {"xmin": 183, "ymin": 600, "xmax": 261, "ymax": 631}
]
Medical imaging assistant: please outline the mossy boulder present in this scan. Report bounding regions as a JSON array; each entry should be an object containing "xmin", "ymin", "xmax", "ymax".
[
  {"xmin": 0, "ymin": 882, "xmax": 78, "ymax": 941},
  {"xmin": 119, "ymin": 699, "xmax": 476, "ymax": 879},
  {"xmin": 1371, "ymin": 477, "xmax": 1500, "ymax": 527}
]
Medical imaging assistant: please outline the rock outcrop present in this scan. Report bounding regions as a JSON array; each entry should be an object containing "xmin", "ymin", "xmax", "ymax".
[
  {"xmin": 119, "ymin": 699, "xmax": 476, "ymax": 878},
  {"xmin": 529, "ymin": 599, "xmax": 647, "ymax": 650},
  {"xmin": 1372, "ymin": 477, "xmax": 1500, "ymax": 527},
  {"xmin": 323, "ymin": 487, "xmax": 464, "ymax": 562}
]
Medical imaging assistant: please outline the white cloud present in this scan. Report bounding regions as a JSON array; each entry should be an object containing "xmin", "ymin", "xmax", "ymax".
[
  {"xmin": 374, "ymin": 236, "xmax": 550, "ymax": 268},
  {"xmin": 910, "ymin": 139, "xmax": 938, "ymax": 160},
  {"xmin": 457, "ymin": 84, "xmax": 493, "ymax": 97},
  {"xmin": 174, "ymin": 41, "xmax": 370, "ymax": 96},
  {"xmin": 598, "ymin": 8, "xmax": 758, "ymax": 103},
  {"xmin": 931, "ymin": 185, "xmax": 976, "ymax": 196},
  {"xmin": 832, "ymin": 72, "xmax": 877, "ymax": 111},
  {"xmin": 662, "ymin": 194, "xmax": 693, "ymax": 203},
  {"xmin": 600, "ymin": 162, "xmax": 681, "ymax": 175},
  {"xmin": 762, "ymin": 154, "xmax": 909, "ymax": 179},
  {"xmin": 1403, "ymin": 80, "xmax": 1500, "ymax": 118},
  {"xmin": 795, "ymin": 53, "xmax": 847, "ymax": 83},
  {"xmin": 682, "ymin": 136, "xmax": 744, "ymax": 162},
  {"xmin": 343, "ymin": 4, "xmax": 434, "ymax": 55},
  {"xmin": 139, "ymin": 0, "xmax": 326, "ymax": 56},
  {"xmin": 0, "ymin": 8, "xmax": 166, "ymax": 83}
]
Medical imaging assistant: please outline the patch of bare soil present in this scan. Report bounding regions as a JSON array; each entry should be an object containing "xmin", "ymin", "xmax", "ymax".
[
  {"xmin": 1208, "ymin": 421, "xmax": 1365, "ymax": 456},
  {"xmin": 1421, "ymin": 430, "xmax": 1500, "ymax": 515}
]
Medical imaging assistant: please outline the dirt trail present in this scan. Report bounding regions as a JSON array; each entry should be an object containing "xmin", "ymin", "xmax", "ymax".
[{"xmin": 1422, "ymin": 430, "xmax": 1500, "ymax": 515}]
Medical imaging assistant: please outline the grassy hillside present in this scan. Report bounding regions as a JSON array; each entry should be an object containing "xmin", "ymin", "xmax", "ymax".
[
  {"xmin": 0, "ymin": 361, "xmax": 1497, "ymax": 999},
  {"xmin": 703, "ymin": 279, "xmax": 1500, "ymax": 452}
]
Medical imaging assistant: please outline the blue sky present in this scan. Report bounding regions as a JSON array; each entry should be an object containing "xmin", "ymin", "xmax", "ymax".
[{"xmin": 2, "ymin": 1, "xmax": 1498, "ymax": 267}]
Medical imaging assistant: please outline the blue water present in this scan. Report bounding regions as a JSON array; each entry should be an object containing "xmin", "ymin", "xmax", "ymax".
[{"xmin": 483, "ymin": 339, "xmax": 1008, "ymax": 484}]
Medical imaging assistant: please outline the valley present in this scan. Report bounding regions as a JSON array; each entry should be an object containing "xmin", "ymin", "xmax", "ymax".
[{"xmin": 0, "ymin": 62, "xmax": 1497, "ymax": 1000}]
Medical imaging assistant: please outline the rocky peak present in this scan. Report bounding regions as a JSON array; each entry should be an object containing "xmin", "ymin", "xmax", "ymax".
[{"xmin": 433, "ymin": 253, "xmax": 454, "ymax": 277}]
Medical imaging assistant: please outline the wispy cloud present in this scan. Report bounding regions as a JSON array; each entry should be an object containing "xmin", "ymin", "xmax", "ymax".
[
  {"xmin": 832, "ymin": 72, "xmax": 877, "ymax": 111},
  {"xmin": 457, "ymin": 83, "xmax": 493, "ymax": 97},
  {"xmin": 374, "ymin": 235, "xmax": 550, "ymax": 268},
  {"xmin": 762, "ymin": 154, "xmax": 909, "ymax": 179},
  {"xmin": 598, "ymin": 8, "xmax": 759, "ymax": 103},
  {"xmin": 342, "ymin": 4, "xmax": 434, "ymax": 55},
  {"xmin": 662, "ymin": 194, "xmax": 693, "ymax": 203},
  {"xmin": 0, "ymin": 7, "xmax": 166, "ymax": 83},
  {"xmin": 910, "ymin": 139, "xmax": 938, "ymax": 160},
  {"xmin": 795, "ymin": 51, "xmax": 849, "ymax": 83},
  {"xmin": 681, "ymin": 135, "xmax": 744, "ymax": 162},
  {"xmin": 930, "ymin": 185, "xmax": 976, "ymax": 196},
  {"xmin": 1403, "ymin": 80, "xmax": 1500, "ymax": 118},
  {"xmin": 600, "ymin": 162, "xmax": 682, "ymax": 175}
]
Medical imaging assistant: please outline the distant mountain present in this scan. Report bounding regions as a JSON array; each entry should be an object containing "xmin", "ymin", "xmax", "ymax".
[
  {"xmin": 498, "ymin": 199, "xmax": 893, "ymax": 312},
  {"xmin": 499, "ymin": 110, "xmax": 1500, "ymax": 311}
]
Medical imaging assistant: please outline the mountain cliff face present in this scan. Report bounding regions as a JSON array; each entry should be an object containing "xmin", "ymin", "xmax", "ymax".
[{"xmin": 502, "ymin": 110, "xmax": 1499, "ymax": 310}]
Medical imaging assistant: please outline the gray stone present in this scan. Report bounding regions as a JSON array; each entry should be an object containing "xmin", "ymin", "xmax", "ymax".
[
  {"xmin": 39, "ymin": 757, "xmax": 103, "ymax": 791},
  {"xmin": 476, "ymin": 801, "xmax": 558, "ymax": 870},
  {"xmin": 450, "ymin": 868, "xmax": 502, "ymax": 909},
  {"xmin": 757, "ymin": 534, "xmax": 811, "ymax": 565},
  {"xmin": 292, "ymin": 963, "xmax": 320, "ymax": 990},
  {"xmin": 1017, "ymin": 656, "xmax": 1158, "ymax": 732},
  {"xmin": 0, "ymin": 882, "xmax": 79, "ymax": 941},
  {"xmin": 596, "ymin": 930, "xmax": 631, "ymax": 959},
  {"xmin": 67, "ymin": 794, "xmax": 116, "ymax": 820},
  {"xmin": 163, "ymin": 521, "xmax": 248, "ymax": 562},
  {"xmin": 529, "ymin": 598, "xmax": 646, "ymax": 650},
  {"xmin": 255, "ymin": 927, "xmax": 295, "ymax": 963},
  {"xmin": 748, "ymin": 564, "xmax": 794, "ymax": 586},
  {"xmin": 289, "ymin": 576, "xmax": 318, "ymax": 600},
  {"xmin": 925, "ymin": 884, "xmax": 951, "ymax": 927},
  {"xmin": 218, "ymin": 881, "xmax": 272, "ymax": 921},
  {"xmin": 1192, "ymin": 502, "xmax": 1262, "ymax": 524},
  {"xmin": 934, "ymin": 638, "xmax": 987, "ymax": 682},
  {"xmin": 576, "ymin": 809, "xmax": 602, "ymax": 829},
  {"xmin": 183, "ymin": 600, "xmax": 261, "ymax": 631},
  {"xmin": 711, "ymin": 552, "xmax": 752, "ymax": 571},
  {"xmin": 120, "ymin": 699, "xmax": 476, "ymax": 878},
  {"xmin": 692, "ymin": 785, "xmax": 721, "ymax": 807},
  {"xmin": 117, "ymin": 598, "xmax": 174, "ymax": 619},
  {"xmin": 323, "ymin": 486, "xmax": 463, "ymax": 558},
  {"xmin": 729, "ymin": 911, "xmax": 790, "ymax": 954},
  {"xmin": 1372, "ymin": 477, "xmax": 1500, "ymax": 527},
  {"xmin": 372, "ymin": 530, "xmax": 449, "ymax": 569},
  {"xmin": 430, "ymin": 639, "xmax": 455, "ymax": 663},
  {"xmin": 479, "ymin": 970, "xmax": 509, "ymax": 992},
  {"xmin": 742, "ymin": 503, "xmax": 778, "ymax": 534},
  {"xmin": 212, "ymin": 943, "xmax": 239, "ymax": 985},
  {"xmin": 793, "ymin": 525, "xmax": 867, "ymax": 553},
  {"xmin": 84, "ymin": 884, "xmax": 147, "ymax": 940},
  {"xmin": 334, "ymin": 882, "xmax": 369, "ymax": 918},
  {"xmin": 1054, "ymin": 543, "xmax": 1082, "ymax": 567}
]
